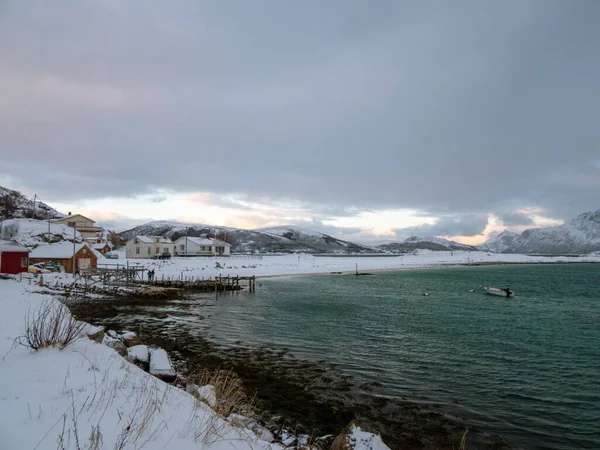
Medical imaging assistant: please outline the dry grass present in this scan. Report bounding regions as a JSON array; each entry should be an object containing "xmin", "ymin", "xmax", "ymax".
[
  {"xmin": 193, "ymin": 368, "xmax": 250, "ymax": 417},
  {"xmin": 458, "ymin": 429, "xmax": 469, "ymax": 450},
  {"xmin": 17, "ymin": 299, "xmax": 86, "ymax": 351}
]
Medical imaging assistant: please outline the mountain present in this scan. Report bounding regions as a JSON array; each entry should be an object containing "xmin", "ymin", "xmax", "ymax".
[
  {"xmin": 495, "ymin": 209, "xmax": 600, "ymax": 255},
  {"xmin": 478, "ymin": 209, "xmax": 600, "ymax": 255},
  {"xmin": 478, "ymin": 230, "xmax": 520, "ymax": 253},
  {"xmin": 378, "ymin": 236, "xmax": 478, "ymax": 252},
  {"xmin": 120, "ymin": 221, "xmax": 379, "ymax": 254},
  {"xmin": 0, "ymin": 186, "xmax": 64, "ymax": 220}
]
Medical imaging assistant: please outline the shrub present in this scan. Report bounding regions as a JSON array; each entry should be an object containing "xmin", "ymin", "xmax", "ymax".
[{"xmin": 18, "ymin": 300, "xmax": 87, "ymax": 350}]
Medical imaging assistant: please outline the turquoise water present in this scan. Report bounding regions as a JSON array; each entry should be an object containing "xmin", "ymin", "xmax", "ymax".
[{"xmin": 200, "ymin": 264, "xmax": 600, "ymax": 449}]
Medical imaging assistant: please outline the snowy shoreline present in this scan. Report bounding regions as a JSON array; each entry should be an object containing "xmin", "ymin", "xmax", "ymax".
[{"xmin": 0, "ymin": 278, "xmax": 389, "ymax": 450}]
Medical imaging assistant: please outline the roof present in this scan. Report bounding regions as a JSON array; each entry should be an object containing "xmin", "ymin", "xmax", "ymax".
[
  {"xmin": 0, "ymin": 240, "xmax": 30, "ymax": 253},
  {"xmin": 175, "ymin": 236, "xmax": 231, "ymax": 246},
  {"xmin": 92, "ymin": 243, "xmax": 110, "ymax": 250},
  {"xmin": 30, "ymin": 242, "xmax": 91, "ymax": 259},
  {"xmin": 131, "ymin": 235, "xmax": 153, "ymax": 244},
  {"xmin": 150, "ymin": 236, "xmax": 173, "ymax": 244},
  {"xmin": 51, "ymin": 214, "xmax": 96, "ymax": 224}
]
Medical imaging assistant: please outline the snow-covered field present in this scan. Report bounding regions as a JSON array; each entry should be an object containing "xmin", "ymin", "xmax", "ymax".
[
  {"xmin": 98, "ymin": 250, "xmax": 600, "ymax": 280},
  {"xmin": 0, "ymin": 278, "xmax": 390, "ymax": 449}
]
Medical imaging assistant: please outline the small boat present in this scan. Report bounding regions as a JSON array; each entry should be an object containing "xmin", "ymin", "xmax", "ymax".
[{"xmin": 484, "ymin": 287, "xmax": 514, "ymax": 297}]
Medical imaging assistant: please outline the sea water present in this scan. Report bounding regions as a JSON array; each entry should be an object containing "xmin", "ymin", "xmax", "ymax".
[{"xmin": 195, "ymin": 264, "xmax": 600, "ymax": 449}]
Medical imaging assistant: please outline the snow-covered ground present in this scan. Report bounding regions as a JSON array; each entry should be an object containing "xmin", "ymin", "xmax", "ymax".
[
  {"xmin": 0, "ymin": 278, "xmax": 391, "ymax": 449},
  {"xmin": 0, "ymin": 218, "xmax": 82, "ymax": 245},
  {"xmin": 97, "ymin": 250, "xmax": 600, "ymax": 281}
]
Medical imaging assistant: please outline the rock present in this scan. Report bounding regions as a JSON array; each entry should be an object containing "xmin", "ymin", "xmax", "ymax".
[
  {"xmin": 252, "ymin": 426, "xmax": 274, "ymax": 443},
  {"xmin": 127, "ymin": 345, "xmax": 149, "ymax": 364},
  {"xmin": 196, "ymin": 385, "xmax": 217, "ymax": 408},
  {"xmin": 185, "ymin": 383, "xmax": 200, "ymax": 396},
  {"xmin": 123, "ymin": 335, "xmax": 142, "ymax": 347},
  {"xmin": 149, "ymin": 348, "xmax": 176, "ymax": 382},
  {"xmin": 103, "ymin": 336, "xmax": 127, "ymax": 357},
  {"xmin": 107, "ymin": 330, "xmax": 118, "ymax": 339},
  {"xmin": 119, "ymin": 331, "xmax": 137, "ymax": 340},
  {"xmin": 86, "ymin": 325, "xmax": 105, "ymax": 343}
]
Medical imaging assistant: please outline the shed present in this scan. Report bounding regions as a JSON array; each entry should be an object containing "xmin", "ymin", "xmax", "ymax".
[
  {"xmin": 29, "ymin": 242, "xmax": 97, "ymax": 273},
  {"xmin": 0, "ymin": 240, "xmax": 30, "ymax": 274},
  {"xmin": 92, "ymin": 242, "xmax": 111, "ymax": 254}
]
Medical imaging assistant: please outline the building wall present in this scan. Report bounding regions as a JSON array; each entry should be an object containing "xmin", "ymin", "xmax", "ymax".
[
  {"xmin": 126, "ymin": 239, "xmax": 153, "ymax": 258},
  {"xmin": 30, "ymin": 246, "xmax": 97, "ymax": 273},
  {"xmin": 0, "ymin": 252, "xmax": 29, "ymax": 274}
]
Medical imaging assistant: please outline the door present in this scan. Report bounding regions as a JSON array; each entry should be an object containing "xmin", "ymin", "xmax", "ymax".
[{"xmin": 78, "ymin": 258, "xmax": 91, "ymax": 269}]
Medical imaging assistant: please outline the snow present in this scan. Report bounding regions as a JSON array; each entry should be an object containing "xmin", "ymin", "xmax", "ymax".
[
  {"xmin": 347, "ymin": 425, "xmax": 390, "ymax": 450},
  {"xmin": 30, "ymin": 242, "xmax": 91, "ymax": 259},
  {"xmin": 135, "ymin": 235, "xmax": 154, "ymax": 244},
  {"xmin": 149, "ymin": 348, "xmax": 176, "ymax": 378},
  {"xmin": 176, "ymin": 236, "xmax": 230, "ymax": 246},
  {"xmin": 197, "ymin": 385, "xmax": 217, "ymax": 408},
  {"xmin": 96, "ymin": 250, "xmax": 600, "ymax": 281},
  {"xmin": 0, "ymin": 239, "xmax": 29, "ymax": 253},
  {"xmin": 0, "ymin": 218, "xmax": 82, "ymax": 246},
  {"xmin": 0, "ymin": 278, "xmax": 283, "ymax": 450},
  {"xmin": 128, "ymin": 344, "xmax": 150, "ymax": 363}
]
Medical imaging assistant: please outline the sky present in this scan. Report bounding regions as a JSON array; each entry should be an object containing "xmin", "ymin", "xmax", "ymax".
[{"xmin": 1, "ymin": 0, "xmax": 599, "ymax": 244}]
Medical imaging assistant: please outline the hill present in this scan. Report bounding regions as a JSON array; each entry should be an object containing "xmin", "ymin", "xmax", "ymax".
[
  {"xmin": 0, "ymin": 186, "xmax": 64, "ymax": 220},
  {"xmin": 0, "ymin": 218, "xmax": 83, "ymax": 246},
  {"xmin": 120, "ymin": 221, "xmax": 378, "ymax": 254},
  {"xmin": 378, "ymin": 236, "xmax": 478, "ymax": 252}
]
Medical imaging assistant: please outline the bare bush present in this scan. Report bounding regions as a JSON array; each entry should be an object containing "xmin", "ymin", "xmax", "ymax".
[
  {"xmin": 0, "ymin": 221, "xmax": 19, "ymax": 239},
  {"xmin": 18, "ymin": 300, "xmax": 87, "ymax": 351},
  {"xmin": 0, "ymin": 191, "xmax": 19, "ymax": 220}
]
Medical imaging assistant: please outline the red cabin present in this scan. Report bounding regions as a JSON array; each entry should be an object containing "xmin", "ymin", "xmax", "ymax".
[{"xmin": 0, "ymin": 240, "xmax": 30, "ymax": 275}]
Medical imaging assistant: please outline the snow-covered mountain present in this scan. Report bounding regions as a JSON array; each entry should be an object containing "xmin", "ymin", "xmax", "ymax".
[
  {"xmin": 378, "ymin": 236, "xmax": 478, "ymax": 252},
  {"xmin": 0, "ymin": 186, "xmax": 64, "ymax": 220},
  {"xmin": 499, "ymin": 209, "xmax": 600, "ymax": 255},
  {"xmin": 478, "ymin": 230, "xmax": 520, "ymax": 253},
  {"xmin": 478, "ymin": 209, "xmax": 600, "ymax": 255},
  {"xmin": 120, "ymin": 222, "xmax": 378, "ymax": 254}
]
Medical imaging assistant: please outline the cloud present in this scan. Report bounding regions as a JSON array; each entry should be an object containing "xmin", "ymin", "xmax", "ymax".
[
  {"xmin": 499, "ymin": 212, "xmax": 535, "ymax": 227},
  {"xmin": 0, "ymin": 0, "xmax": 599, "ymax": 227},
  {"xmin": 395, "ymin": 214, "xmax": 489, "ymax": 239}
]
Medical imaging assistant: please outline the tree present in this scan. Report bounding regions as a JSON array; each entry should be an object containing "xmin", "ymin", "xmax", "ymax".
[
  {"xmin": 0, "ymin": 191, "xmax": 18, "ymax": 220},
  {"xmin": 215, "ymin": 231, "xmax": 233, "ymax": 244},
  {"xmin": 170, "ymin": 231, "xmax": 183, "ymax": 242},
  {"xmin": 108, "ymin": 231, "xmax": 122, "ymax": 248}
]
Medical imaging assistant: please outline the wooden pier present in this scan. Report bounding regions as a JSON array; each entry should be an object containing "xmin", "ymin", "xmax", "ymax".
[{"xmin": 76, "ymin": 266, "xmax": 257, "ymax": 293}]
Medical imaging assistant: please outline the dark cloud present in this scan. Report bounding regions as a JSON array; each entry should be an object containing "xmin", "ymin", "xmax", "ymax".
[
  {"xmin": 499, "ymin": 212, "xmax": 535, "ymax": 227},
  {"xmin": 395, "ymin": 214, "xmax": 489, "ymax": 239},
  {"xmin": 1, "ymin": 1, "xmax": 599, "ymax": 222}
]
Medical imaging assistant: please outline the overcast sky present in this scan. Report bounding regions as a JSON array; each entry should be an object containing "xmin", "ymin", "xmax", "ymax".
[{"xmin": 1, "ymin": 0, "xmax": 599, "ymax": 243}]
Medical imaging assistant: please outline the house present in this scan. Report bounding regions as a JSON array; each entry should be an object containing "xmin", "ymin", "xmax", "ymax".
[
  {"xmin": 0, "ymin": 240, "xmax": 30, "ymax": 274},
  {"xmin": 29, "ymin": 242, "xmax": 97, "ymax": 272},
  {"xmin": 92, "ymin": 242, "xmax": 112, "ymax": 254},
  {"xmin": 125, "ymin": 236, "xmax": 174, "ymax": 259},
  {"xmin": 173, "ymin": 236, "xmax": 231, "ymax": 256},
  {"xmin": 52, "ymin": 213, "xmax": 103, "ymax": 239}
]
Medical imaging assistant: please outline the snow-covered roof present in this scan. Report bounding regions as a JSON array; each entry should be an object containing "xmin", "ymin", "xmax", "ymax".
[
  {"xmin": 30, "ymin": 242, "xmax": 91, "ymax": 259},
  {"xmin": 150, "ymin": 236, "xmax": 173, "ymax": 244},
  {"xmin": 131, "ymin": 235, "xmax": 153, "ymax": 244},
  {"xmin": 52, "ymin": 214, "xmax": 96, "ymax": 224},
  {"xmin": 175, "ymin": 236, "xmax": 230, "ymax": 246},
  {"xmin": 0, "ymin": 240, "xmax": 30, "ymax": 253},
  {"xmin": 92, "ymin": 243, "xmax": 110, "ymax": 250}
]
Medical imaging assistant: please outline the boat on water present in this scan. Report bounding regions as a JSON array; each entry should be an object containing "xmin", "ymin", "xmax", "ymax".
[{"xmin": 484, "ymin": 287, "xmax": 514, "ymax": 297}]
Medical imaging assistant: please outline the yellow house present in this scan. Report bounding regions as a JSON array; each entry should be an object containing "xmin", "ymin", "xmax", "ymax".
[{"xmin": 52, "ymin": 213, "xmax": 103, "ymax": 239}]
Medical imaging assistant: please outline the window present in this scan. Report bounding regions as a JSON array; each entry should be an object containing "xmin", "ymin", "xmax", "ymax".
[
  {"xmin": 156, "ymin": 247, "xmax": 160, "ymax": 254},
  {"xmin": 180, "ymin": 244, "xmax": 184, "ymax": 251},
  {"xmin": 134, "ymin": 238, "xmax": 139, "ymax": 245},
  {"xmin": 68, "ymin": 221, "xmax": 76, "ymax": 227},
  {"xmin": 136, "ymin": 247, "xmax": 140, "ymax": 254},
  {"xmin": 148, "ymin": 247, "xmax": 151, "ymax": 255},
  {"xmin": 21, "ymin": 257, "xmax": 27, "ymax": 268}
]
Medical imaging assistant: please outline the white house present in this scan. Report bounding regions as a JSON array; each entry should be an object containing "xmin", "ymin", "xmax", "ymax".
[
  {"xmin": 173, "ymin": 236, "xmax": 231, "ymax": 256},
  {"xmin": 126, "ymin": 236, "xmax": 174, "ymax": 259}
]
